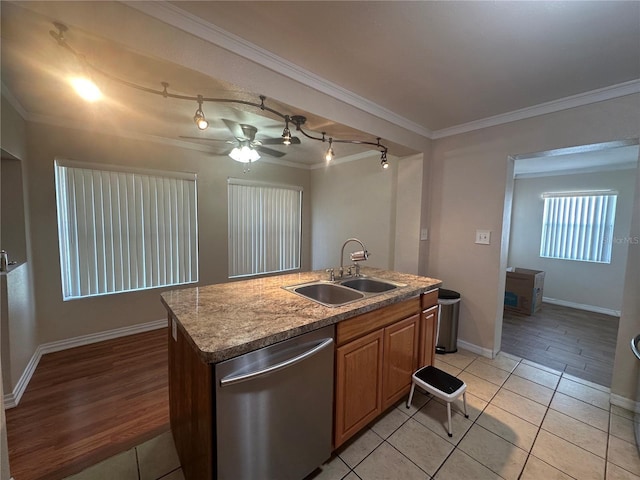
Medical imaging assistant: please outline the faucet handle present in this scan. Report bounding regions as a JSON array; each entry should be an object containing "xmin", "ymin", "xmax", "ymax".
[{"xmin": 326, "ymin": 268, "xmax": 335, "ymax": 282}]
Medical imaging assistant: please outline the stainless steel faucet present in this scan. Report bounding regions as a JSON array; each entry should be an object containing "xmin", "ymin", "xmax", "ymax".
[{"xmin": 339, "ymin": 238, "xmax": 369, "ymax": 278}]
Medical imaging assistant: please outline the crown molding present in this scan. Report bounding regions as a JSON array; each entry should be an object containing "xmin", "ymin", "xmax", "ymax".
[
  {"xmin": 431, "ymin": 80, "xmax": 640, "ymax": 139},
  {"xmin": 1, "ymin": 82, "xmax": 28, "ymax": 119},
  {"xmin": 122, "ymin": 1, "xmax": 432, "ymax": 140}
]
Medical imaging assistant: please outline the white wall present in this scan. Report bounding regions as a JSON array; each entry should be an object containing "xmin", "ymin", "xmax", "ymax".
[
  {"xmin": 1, "ymin": 158, "xmax": 27, "ymax": 264},
  {"xmin": 310, "ymin": 153, "xmax": 398, "ymax": 271},
  {"xmin": 0, "ymin": 93, "xmax": 26, "ymax": 479},
  {"xmin": 394, "ymin": 154, "xmax": 424, "ymax": 274},
  {"xmin": 612, "ymin": 153, "xmax": 640, "ymax": 406},
  {"xmin": 428, "ymin": 94, "xmax": 640, "ymax": 399},
  {"xmin": 1, "ymin": 264, "xmax": 37, "ymax": 396},
  {"xmin": 509, "ymin": 169, "xmax": 637, "ymax": 314},
  {"xmin": 310, "ymin": 153, "xmax": 425, "ymax": 275}
]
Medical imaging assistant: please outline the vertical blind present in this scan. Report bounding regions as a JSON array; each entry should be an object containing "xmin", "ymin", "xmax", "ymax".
[
  {"xmin": 228, "ymin": 179, "xmax": 302, "ymax": 278},
  {"xmin": 540, "ymin": 192, "xmax": 617, "ymax": 263},
  {"xmin": 55, "ymin": 160, "xmax": 198, "ymax": 300}
]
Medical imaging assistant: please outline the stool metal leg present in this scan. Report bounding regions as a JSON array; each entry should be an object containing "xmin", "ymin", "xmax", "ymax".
[
  {"xmin": 462, "ymin": 392, "xmax": 469, "ymax": 418},
  {"xmin": 446, "ymin": 402, "xmax": 453, "ymax": 437},
  {"xmin": 406, "ymin": 382, "xmax": 416, "ymax": 409}
]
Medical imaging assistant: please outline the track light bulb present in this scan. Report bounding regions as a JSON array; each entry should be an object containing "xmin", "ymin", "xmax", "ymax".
[
  {"xmin": 193, "ymin": 96, "xmax": 208, "ymax": 130},
  {"xmin": 70, "ymin": 77, "xmax": 102, "ymax": 102},
  {"xmin": 325, "ymin": 139, "xmax": 334, "ymax": 162},
  {"xmin": 282, "ymin": 126, "xmax": 292, "ymax": 146},
  {"xmin": 194, "ymin": 111, "xmax": 208, "ymax": 130},
  {"xmin": 380, "ymin": 150, "xmax": 389, "ymax": 169}
]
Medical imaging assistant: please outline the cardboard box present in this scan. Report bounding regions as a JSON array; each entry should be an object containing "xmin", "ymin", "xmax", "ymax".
[{"xmin": 504, "ymin": 268, "xmax": 545, "ymax": 315}]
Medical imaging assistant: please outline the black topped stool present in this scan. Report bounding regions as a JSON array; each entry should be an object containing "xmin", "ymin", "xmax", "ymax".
[{"xmin": 406, "ymin": 365, "xmax": 468, "ymax": 437}]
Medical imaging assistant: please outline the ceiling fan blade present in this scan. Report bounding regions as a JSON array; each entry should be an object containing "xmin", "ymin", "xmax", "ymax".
[
  {"xmin": 260, "ymin": 136, "xmax": 301, "ymax": 145},
  {"xmin": 179, "ymin": 136, "xmax": 230, "ymax": 143},
  {"xmin": 222, "ymin": 119, "xmax": 246, "ymax": 139},
  {"xmin": 255, "ymin": 145, "xmax": 286, "ymax": 158}
]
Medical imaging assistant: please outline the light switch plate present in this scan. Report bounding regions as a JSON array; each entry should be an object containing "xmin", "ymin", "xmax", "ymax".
[
  {"xmin": 420, "ymin": 228, "xmax": 429, "ymax": 241},
  {"xmin": 475, "ymin": 229, "xmax": 491, "ymax": 245}
]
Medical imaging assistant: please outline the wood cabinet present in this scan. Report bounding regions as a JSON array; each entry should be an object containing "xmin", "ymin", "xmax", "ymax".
[
  {"xmin": 334, "ymin": 297, "xmax": 421, "ymax": 448},
  {"xmin": 168, "ymin": 316, "xmax": 213, "ymax": 480},
  {"xmin": 333, "ymin": 290, "xmax": 439, "ymax": 448},
  {"xmin": 382, "ymin": 314, "xmax": 420, "ymax": 409},
  {"xmin": 334, "ymin": 329, "xmax": 384, "ymax": 448},
  {"xmin": 419, "ymin": 290, "xmax": 439, "ymax": 368}
]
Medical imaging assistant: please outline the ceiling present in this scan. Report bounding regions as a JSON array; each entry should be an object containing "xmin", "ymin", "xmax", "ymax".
[{"xmin": 1, "ymin": 1, "xmax": 639, "ymax": 169}]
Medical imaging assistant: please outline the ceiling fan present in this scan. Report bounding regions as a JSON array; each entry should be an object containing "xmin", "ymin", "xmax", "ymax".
[{"xmin": 181, "ymin": 119, "xmax": 300, "ymax": 163}]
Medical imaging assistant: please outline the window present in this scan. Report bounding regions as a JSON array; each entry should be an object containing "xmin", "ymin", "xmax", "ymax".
[
  {"xmin": 540, "ymin": 191, "xmax": 617, "ymax": 263},
  {"xmin": 228, "ymin": 179, "xmax": 302, "ymax": 278},
  {"xmin": 55, "ymin": 159, "xmax": 198, "ymax": 300}
]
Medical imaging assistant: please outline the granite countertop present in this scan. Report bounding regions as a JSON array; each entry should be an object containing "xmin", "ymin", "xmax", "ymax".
[{"xmin": 161, "ymin": 267, "xmax": 442, "ymax": 364}]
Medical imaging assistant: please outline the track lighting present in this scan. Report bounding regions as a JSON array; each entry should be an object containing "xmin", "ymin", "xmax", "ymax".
[
  {"xmin": 51, "ymin": 22, "xmax": 391, "ymax": 167},
  {"xmin": 381, "ymin": 150, "xmax": 389, "ymax": 169},
  {"xmin": 193, "ymin": 95, "xmax": 208, "ymax": 130},
  {"xmin": 325, "ymin": 138, "xmax": 334, "ymax": 162},
  {"xmin": 282, "ymin": 118, "xmax": 292, "ymax": 146}
]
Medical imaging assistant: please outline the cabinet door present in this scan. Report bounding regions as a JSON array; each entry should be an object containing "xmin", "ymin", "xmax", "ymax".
[
  {"xmin": 382, "ymin": 314, "xmax": 419, "ymax": 410},
  {"xmin": 334, "ymin": 329, "xmax": 384, "ymax": 448},
  {"xmin": 419, "ymin": 305, "xmax": 439, "ymax": 368}
]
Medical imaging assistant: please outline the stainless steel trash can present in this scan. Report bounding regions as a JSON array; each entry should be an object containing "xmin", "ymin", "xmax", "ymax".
[{"xmin": 436, "ymin": 289, "xmax": 461, "ymax": 354}]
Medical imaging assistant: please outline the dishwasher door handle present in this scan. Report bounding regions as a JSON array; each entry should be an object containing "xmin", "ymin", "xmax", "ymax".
[
  {"xmin": 220, "ymin": 338, "xmax": 334, "ymax": 387},
  {"xmin": 632, "ymin": 334, "xmax": 640, "ymax": 360}
]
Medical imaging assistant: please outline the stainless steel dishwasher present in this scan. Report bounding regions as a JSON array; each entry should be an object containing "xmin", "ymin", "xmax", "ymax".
[{"xmin": 215, "ymin": 325, "xmax": 335, "ymax": 480}]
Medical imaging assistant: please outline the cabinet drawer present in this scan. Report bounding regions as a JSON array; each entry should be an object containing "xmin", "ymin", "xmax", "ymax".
[
  {"xmin": 336, "ymin": 297, "xmax": 420, "ymax": 346},
  {"xmin": 421, "ymin": 289, "xmax": 439, "ymax": 310}
]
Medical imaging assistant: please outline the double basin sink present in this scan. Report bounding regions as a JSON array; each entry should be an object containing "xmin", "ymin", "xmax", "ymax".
[{"xmin": 284, "ymin": 276, "xmax": 406, "ymax": 307}]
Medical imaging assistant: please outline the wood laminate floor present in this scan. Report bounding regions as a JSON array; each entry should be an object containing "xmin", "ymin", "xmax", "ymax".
[
  {"xmin": 5, "ymin": 328, "xmax": 170, "ymax": 480},
  {"xmin": 501, "ymin": 303, "xmax": 619, "ymax": 387}
]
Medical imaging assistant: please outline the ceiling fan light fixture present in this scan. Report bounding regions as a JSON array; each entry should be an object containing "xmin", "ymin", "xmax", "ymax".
[
  {"xmin": 229, "ymin": 145, "xmax": 260, "ymax": 163},
  {"xmin": 70, "ymin": 76, "xmax": 102, "ymax": 102},
  {"xmin": 193, "ymin": 95, "xmax": 209, "ymax": 130}
]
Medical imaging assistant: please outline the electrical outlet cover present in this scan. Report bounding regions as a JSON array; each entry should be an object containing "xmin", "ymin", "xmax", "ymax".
[{"xmin": 475, "ymin": 229, "xmax": 491, "ymax": 245}]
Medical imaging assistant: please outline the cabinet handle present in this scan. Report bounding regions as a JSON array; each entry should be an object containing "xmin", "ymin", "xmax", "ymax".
[{"xmin": 220, "ymin": 338, "xmax": 334, "ymax": 387}]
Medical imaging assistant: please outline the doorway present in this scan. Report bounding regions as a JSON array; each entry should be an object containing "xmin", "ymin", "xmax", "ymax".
[{"xmin": 499, "ymin": 140, "xmax": 639, "ymax": 387}]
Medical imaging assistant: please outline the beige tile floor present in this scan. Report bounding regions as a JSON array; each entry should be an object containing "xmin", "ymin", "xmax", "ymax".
[
  {"xmin": 65, "ymin": 350, "xmax": 639, "ymax": 480},
  {"xmin": 63, "ymin": 430, "xmax": 184, "ymax": 480},
  {"xmin": 314, "ymin": 350, "xmax": 640, "ymax": 480}
]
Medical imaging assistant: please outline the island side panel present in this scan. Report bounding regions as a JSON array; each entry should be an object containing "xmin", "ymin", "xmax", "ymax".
[{"xmin": 168, "ymin": 314, "xmax": 214, "ymax": 480}]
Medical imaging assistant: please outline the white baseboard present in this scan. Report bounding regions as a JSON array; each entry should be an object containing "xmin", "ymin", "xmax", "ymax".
[
  {"xmin": 542, "ymin": 297, "xmax": 621, "ymax": 317},
  {"xmin": 610, "ymin": 393, "xmax": 640, "ymax": 414},
  {"xmin": 457, "ymin": 339, "xmax": 494, "ymax": 359},
  {"xmin": 3, "ymin": 319, "xmax": 167, "ymax": 409}
]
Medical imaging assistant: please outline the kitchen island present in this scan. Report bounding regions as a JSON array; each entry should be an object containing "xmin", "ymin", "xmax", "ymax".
[{"xmin": 162, "ymin": 267, "xmax": 441, "ymax": 479}]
